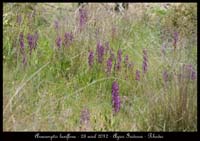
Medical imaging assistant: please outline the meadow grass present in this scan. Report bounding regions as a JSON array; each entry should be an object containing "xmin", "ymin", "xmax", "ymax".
[{"xmin": 3, "ymin": 3, "xmax": 197, "ymax": 131}]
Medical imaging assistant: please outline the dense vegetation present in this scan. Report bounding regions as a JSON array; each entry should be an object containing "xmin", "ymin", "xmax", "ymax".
[{"xmin": 3, "ymin": 3, "xmax": 197, "ymax": 131}]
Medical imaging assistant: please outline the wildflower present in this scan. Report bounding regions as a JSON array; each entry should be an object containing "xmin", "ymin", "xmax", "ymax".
[
  {"xmin": 191, "ymin": 69, "xmax": 196, "ymax": 80},
  {"xmin": 110, "ymin": 50, "xmax": 115, "ymax": 61},
  {"xmin": 80, "ymin": 107, "xmax": 90, "ymax": 129},
  {"xmin": 27, "ymin": 33, "xmax": 34, "ymax": 55},
  {"xmin": 124, "ymin": 55, "xmax": 129, "ymax": 66},
  {"xmin": 128, "ymin": 62, "xmax": 134, "ymax": 69},
  {"xmin": 142, "ymin": 49, "xmax": 148, "ymax": 73},
  {"xmin": 173, "ymin": 31, "xmax": 178, "ymax": 49},
  {"xmin": 112, "ymin": 81, "xmax": 121, "ymax": 114},
  {"xmin": 163, "ymin": 70, "xmax": 169, "ymax": 83},
  {"xmin": 64, "ymin": 32, "xmax": 73, "ymax": 48},
  {"xmin": 79, "ymin": 7, "xmax": 87, "ymax": 30},
  {"xmin": 27, "ymin": 32, "xmax": 38, "ymax": 54},
  {"xmin": 115, "ymin": 49, "xmax": 122, "ymax": 70},
  {"xmin": 136, "ymin": 70, "xmax": 140, "ymax": 80},
  {"xmin": 107, "ymin": 57, "xmax": 112, "ymax": 75},
  {"xmin": 88, "ymin": 51, "xmax": 94, "ymax": 68},
  {"xmin": 56, "ymin": 36, "xmax": 62, "ymax": 48},
  {"xmin": 117, "ymin": 49, "xmax": 122, "ymax": 63},
  {"xmin": 27, "ymin": 33, "xmax": 33, "ymax": 46},
  {"xmin": 19, "ymin": 32, "xmax": 24, "ymax": 49},
  {"xmin": 96, "ymin": 42, "xmax": 104, "ymax": 63},
  {"xmin": 19, "ymin": 32, "xmax": 27, "ymax": 65},
  {"xmin": 54, "ymin": 20, "xmax": 59, "ymax": 30},
  {"xmin": 183, "ymin": 64, "xmax": 196, "ymax": 80}
]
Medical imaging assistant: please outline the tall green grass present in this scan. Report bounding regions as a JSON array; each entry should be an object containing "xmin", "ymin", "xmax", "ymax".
[{"xmin": 3, "ymin": 3, "xmax": 197, "ymax": 131}]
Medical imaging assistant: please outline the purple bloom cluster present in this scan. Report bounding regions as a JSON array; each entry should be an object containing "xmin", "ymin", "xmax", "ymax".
[
  {"xmin": 19, "ymin": 32, "xmax": 24, "ymax": 49},
  {"xmin": 110, "ymin": 50, "xmax": 115, "ymax": 61},
  {"xmin": 27, "ymin": 32, "xmax": 38, "ymax": 55},
  {"xmin": 56, "ymin": 36, "xmax": 62, "ymax": 48},
  {"xmin": 80, "ymin": 108, "xmax": 90, "ymax": 127},
  {"xmin": 142, "ymin": 49, "xmax": 148, "ymax": 73},
  {"xmin": 117, "ymin": 49, "xmax": 122, "ymax": 63},
  {"xmin": 182, "ymin": 64, "xmax": 196, "ymax": 80},
  {"xmin": 19, "ymin": 32, "xmax": 27, "ymax": 65},
  {"xmin": 124, "ymin": 55, "xmax": 129, "ymax": 66},
  {"xmin": 173, "ymin": 31, "xmax": 178, "ymax": 48},
  {"xmin": 136, "ymin": 70, "xmax": 140, "ymax": 81},
  {"xmin": 112, "ymin": 81, "xmax": 121, "ymax": 114},
  {"xmin": 79, "ymin": 7, "xmax": 87, "ymax": 30},
  {"xmin": 107, "ymin": 57, "xmax": 112, "ymax": 75},
  {"xmin": 88, "ymin": 51, "xmax": 94, "ymax": 68},
  {"xmin": 96, "ymin": 42, "xmax": 104, "ymax": 63},
  {"xmin": 163, "ymin": 70, "xmax": 169, "ymax": 83},
  {"xmin": 128, "ymin": 62, "xmax": 134, "ymax": 69},
  {"xmin": 64, "ymin": 32, "xmax": 73, "ymax": 48},
  {"xmin": 115, "ymin": 49, "xmax": 122, "ymax": 70},
  {"xmin": 27, "ymin": 34, "xmax": 33, "ymax": 54},
  {"xmin": 54, "ymin": 20, "xmax": 59, "ymax": 31}
]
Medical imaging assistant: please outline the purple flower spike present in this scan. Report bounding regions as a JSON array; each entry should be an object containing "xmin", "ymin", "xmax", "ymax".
[
  {"xmin": 64, "ymin": 32, "xmax": 73, "ymax": 48},
  {"xmin": 124, "ymin": 55, "xmax": 129, "ymax": 66},
  {"xmin": 173, "ymin": 31, "xmax": 178, "ymax": 48},
  {"xmin": 183, "ymin": 64, "xmax": 196, "ymax": 80},
  {"xmin": 112, "ymin": 81, "xmax": 120, "ymax": 114},
  {"xmin": 191, "ymin": 70, "xmax": 196, "ymax": 80},
  {"xmin": 115, "ymin": 49, "xmax": 122, "ymax": 71},
  {"xmin": 107, "ymin": 57, "xmax": 112, "ymax": 75},
  {"xmin": 110, "ymin": 50, "xmax": 115, "ymax": 61},
  {"xmin": 128, "ymin": 62, "xmax": 134, "ymax": 69},
  {"xmin": 27, "ymin": 32, "xmax": 38, "ymax": 55},
  {"xmin": 115, "ymin": 63, "xmax": 119, "ymax": 71},
  {"xmin": 27, "ymin": 33, "xmax": 34, "ymax": 55},
  {"xmin": 88, "ymin": 51, "xmax": 94, "ymax": 68},
  {"xmin": 163, "ymin": 70, "xmax": 169, "ymax": 83},
  {"xmin": 96, "ymin": 42, "xmax": 104, "ymax": 63},
  {"xmin": 136, "ymin": 70, "xmax": 140, "ymax": 81},
  {"xmin": 56, "ymin": 36, "xmax": 62, "ymax": 48},
  {"xmin": 79, "ymin": 7, "xmax": 87, "ymax": 31},
  {"xmin": 117, "ymin": 49, "xmax": 122, "ymax": 63},
  {"xmin": 142, "ymin": 49, "xmax": 148, "ymax": 73},
  {"xmin": 27, "ymin": 34, "xmax": 33, "ymax": 45},
  {"xmin": 54, "ymin": 20, "xmax": 59, "ymax": 30},
  {"xmin": 19, "ymin": 32, "xmax": 24, "ymax": 49},
  {"xmin": 19, "ymin": 32, "xmax": 27, "ymax": 65}
]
